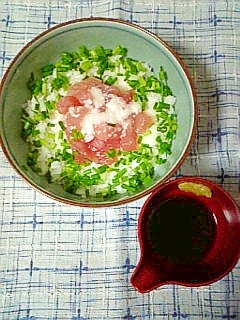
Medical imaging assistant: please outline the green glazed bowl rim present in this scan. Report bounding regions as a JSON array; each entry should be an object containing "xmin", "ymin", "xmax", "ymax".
[{"xmin": 0, "ymin": 17, "xmax": 198, "ymax": 207}]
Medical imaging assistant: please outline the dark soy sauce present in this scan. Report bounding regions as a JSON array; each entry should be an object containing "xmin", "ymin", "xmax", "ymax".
[{"xmin": 145, "ymin": 197, "xmax": 216, "ymax": 265}]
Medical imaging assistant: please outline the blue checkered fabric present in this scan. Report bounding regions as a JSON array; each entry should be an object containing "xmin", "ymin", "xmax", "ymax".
[{"xmin": 0, "ymin": 0, "xmax": 239, "ymax": 319}]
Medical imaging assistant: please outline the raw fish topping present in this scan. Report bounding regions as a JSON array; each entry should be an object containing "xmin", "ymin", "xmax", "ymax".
[{"xmin": 57, "ymin": 77, "xmax": 154, "ymax": 164}]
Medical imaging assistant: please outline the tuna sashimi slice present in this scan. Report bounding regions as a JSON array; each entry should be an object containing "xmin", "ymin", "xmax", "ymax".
[
  {"xmin": 135, "ymin": 112, "xmax": 155, "ymax": 134},
  {"xmin": 57, "ymin": 96, "xmax": 81, "ymax": 114}
]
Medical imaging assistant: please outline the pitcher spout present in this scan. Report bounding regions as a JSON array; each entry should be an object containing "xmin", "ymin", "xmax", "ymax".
[{"xmin": 130, "ymin": 259, "xmax": 169, "ymax": 293}]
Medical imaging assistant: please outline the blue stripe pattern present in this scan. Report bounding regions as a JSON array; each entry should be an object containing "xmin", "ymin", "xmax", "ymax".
[{"xmin": 0, "ymin": 0, "xmax": 239, "ymax": 319}]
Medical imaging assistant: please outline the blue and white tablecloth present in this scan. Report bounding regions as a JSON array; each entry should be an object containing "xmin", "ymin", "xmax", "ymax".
[{"xmin": 0, "ymin": 0, "xmax": 239, "ymax": 319}]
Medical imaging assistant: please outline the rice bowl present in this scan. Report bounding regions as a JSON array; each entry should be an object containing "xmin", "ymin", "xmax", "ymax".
[{"xmin": 0, "ymin": 18, "xmax": 197, "ymax": 206}]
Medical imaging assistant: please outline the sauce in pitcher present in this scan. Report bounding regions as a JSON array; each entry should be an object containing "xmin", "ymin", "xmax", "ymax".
[{"xmin": 144, "ymin": 197, "xmax": 216, "ymax": 265}]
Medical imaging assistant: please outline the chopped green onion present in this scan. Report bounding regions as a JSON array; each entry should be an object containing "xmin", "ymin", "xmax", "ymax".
[
  {"xmin": 41, "ymin": 64, "xmax": 55, "ymax": 76},
  {"xmin": 52, "ymin": 74, "xmax": 69, "ymax": 90},
  {"xmin": 112, "ymin": 45, "xmax": 127, "ymax": 57},
  {"xmin": 107, "ymin": 149, "xmax": 117, "ymax": 159},
  {"xmin": 59, "ymin": 121, "xmax": 65, "ymax": 130},
  {"xmin": 27, "ymin": 73, "xmax": 42, "ymax": 95},
  {"xmin": 71, "ymin": 128, "xmax": 84, "ymax": 140},
  {"xmin": 80, "ymin": 60, "xmax": 93, "ymax": 72},
  {"xmin": 79, "ymin": 46, "xmax": 90, "ymax": 58}
]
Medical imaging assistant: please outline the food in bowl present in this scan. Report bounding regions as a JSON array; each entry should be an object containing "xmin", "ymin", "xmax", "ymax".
[{"xmin": 21, "ymin": 45, "xmax": 177, "ymax": 199}]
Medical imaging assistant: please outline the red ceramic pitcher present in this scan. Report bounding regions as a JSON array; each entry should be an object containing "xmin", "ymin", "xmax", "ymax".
[{"xmin": 131, "ymin": 177, "xmax": 240, "ymax": 293}]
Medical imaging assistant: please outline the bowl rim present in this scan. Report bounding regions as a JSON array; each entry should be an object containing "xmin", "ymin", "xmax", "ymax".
[{"xmin": 0, "ymin": 17, "xmax": 198, "ymax": 207}]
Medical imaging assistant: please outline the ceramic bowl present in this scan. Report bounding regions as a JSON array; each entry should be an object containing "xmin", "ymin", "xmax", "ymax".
[{"xmin": 0, "ymin": 18, "xmax": 197, "ymax": 207}]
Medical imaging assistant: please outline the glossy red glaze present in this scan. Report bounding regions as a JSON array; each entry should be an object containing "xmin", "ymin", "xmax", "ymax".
[{"xmin": 131, "ymin": 177, "xmax": 240, "ymax": 293}]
